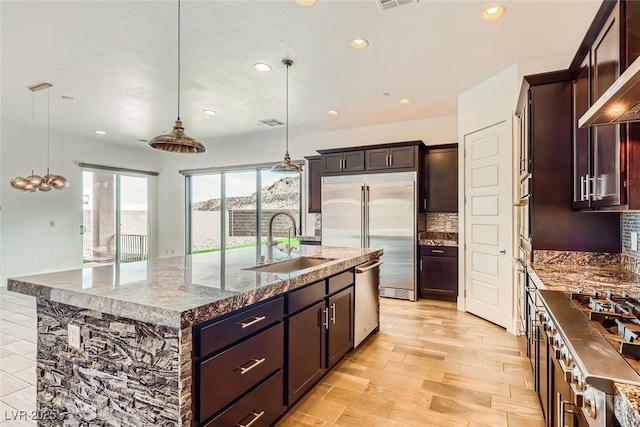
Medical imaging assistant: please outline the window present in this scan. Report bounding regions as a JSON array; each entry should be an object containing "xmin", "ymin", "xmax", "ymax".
[{"xmin": 186, "ymin": 165, "xmax": 302, "ymax": 259}]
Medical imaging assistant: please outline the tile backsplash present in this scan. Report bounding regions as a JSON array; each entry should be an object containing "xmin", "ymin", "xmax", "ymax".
[
  {"xmin": 622, "ymin": 212, "xmax": 640, "ymax": 274},
  {"xmin": 426, "ymin": 212, "xmax": 458, "ymax": 233}
]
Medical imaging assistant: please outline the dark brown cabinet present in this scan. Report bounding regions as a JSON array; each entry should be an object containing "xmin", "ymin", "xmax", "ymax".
[
  {"xmin": 365, "ymin": 146, "xmax": 416, "ymax": 171},
  {"xmin": 419, "ymin": 246, "xmax": 457, "ymax": 301},
  {"xmin": 570, "ymin": 0, "xmax": 640, "ymax": 210},
  {"xmin": 305, "ymin": 155, "xmax": 321, "ymax": 213},
  {"xmin": 327, "ymin": 286, "xmax": 354, "ymax": 368},
  {"xmin": 422, "ymin": 145, "xmax": 458, "ymax": 212},
  {"xmin": 287, "ymin": 300, "xmax": 326, "ymax": 404},
  {"xmin": 322, "ymin": 151, "xmax": 365, "ymax": 174}
]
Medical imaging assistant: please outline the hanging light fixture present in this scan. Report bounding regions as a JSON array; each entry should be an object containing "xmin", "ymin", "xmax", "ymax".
[
  {"xmin": 271, "ymin": 59, "xmax": 302, "ymax": 173},
  {"xmin": 149, "ymin": 0, "xmax": 205, "ymax": 153},
  {"xmin": 10, "ymin": 83, "xmax": 68, "ymax": 192}
]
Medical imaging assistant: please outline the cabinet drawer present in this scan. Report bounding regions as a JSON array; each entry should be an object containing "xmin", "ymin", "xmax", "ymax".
[
  {"xmin": 199, "ymin": 323, "xmax": 284, "ymax": 422},
  {"xmin": 198, "ymin": 297, "xmax": 284, "ymax": 357},
  {"xmin": 203, "ymin": 370, "xmax": 285, "ymax": 427},
  {"xmin": 288, "ymin": 281, "xmax": 325, "ymax": 314},
  {"xmin": 419, "ymin": 246, "xmax": 457, "ymax": 257},
  {"xmin": 328, "ymin": 270, "xmax": 354, "ymax": 295}
]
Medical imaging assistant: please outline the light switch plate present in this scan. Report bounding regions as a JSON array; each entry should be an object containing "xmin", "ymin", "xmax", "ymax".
[
  {"xmin": 68, "ymin": 323, "xmax": 81, "ymax": 350},
  {"xmin": 632, "ymin": 232, "xmax": 638, "ymax": 251}
]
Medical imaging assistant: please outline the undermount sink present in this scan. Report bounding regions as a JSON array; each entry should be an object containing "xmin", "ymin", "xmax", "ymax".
[{"xmin": 244, "ymin": 256, "xmax": 336, "ymax": 274}]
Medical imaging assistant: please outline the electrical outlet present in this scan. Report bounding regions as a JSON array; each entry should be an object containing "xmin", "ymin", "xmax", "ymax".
[
  {"xmin": 68, "ymin": 323, "xmax": 81, "ymax": 350},
  {"xmin": 50, "ymin": 220, "xmax": 55, "ymax": 227},
  {"xmin": 632, "ymin": 232, "xmax": 638, "ymax": 251}
]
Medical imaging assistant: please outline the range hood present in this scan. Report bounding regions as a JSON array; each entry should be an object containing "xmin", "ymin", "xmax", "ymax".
[{"xmin": 579, "ymin": 55, "xmax": 640, "ymax": 127}]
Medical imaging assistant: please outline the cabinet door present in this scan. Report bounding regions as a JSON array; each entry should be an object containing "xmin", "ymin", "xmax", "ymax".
[
  {"xmin": 426, "ymin": 148, "xmax": 458, "ymax": 212},
  {"xmin": 572, "ymin": 55, "xmax": 592, "ymax": 209},
  {"xmin": 591, "ymin": 6, "xmax": 623, "ymax": 207},
  {"xmin": 327, "ymin": 286, "xmax": 354, "ymax": 368},
  {"xmin": 287, "ymin": 301, "xmax": 327, "ymax": 405},
  {"xmin": 419, "ymin": 255, "xmax": 457, "ymax": 301},
  {"xmin": 389, "ymin": 146, "xmax": 416, "ymax": 169},
  {"xmin": 322, "ymin": 153, "xmax": 344, "ymax": 174},
  {"xmin": 365, "ymin": 148, "xmax": 390, "ymax": 170},
  {"xmin": 343, "ymin": 151, "xmax": 365, "ymax": 172},
  {"xmin": 306, "ymin": 157, "xmax": 322, "ymax": 213}
]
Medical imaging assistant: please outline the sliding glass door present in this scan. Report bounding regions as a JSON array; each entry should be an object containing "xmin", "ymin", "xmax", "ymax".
[{"xmin": 82, "ymin": 170, "xmax": 149, "ymax": 263}]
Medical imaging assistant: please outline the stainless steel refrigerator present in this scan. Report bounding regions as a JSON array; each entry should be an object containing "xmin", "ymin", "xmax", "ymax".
[{"xmin": 321, "ymin": 172, "xmax": 416, "ymax": 301}]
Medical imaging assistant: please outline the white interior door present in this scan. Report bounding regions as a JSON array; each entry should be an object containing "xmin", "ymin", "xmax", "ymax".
[{"xmin": 464, "ymin": 121, "xmax": 512, "ymax": 328}]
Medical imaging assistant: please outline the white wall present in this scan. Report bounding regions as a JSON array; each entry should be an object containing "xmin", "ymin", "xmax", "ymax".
[
  {"xmin": 1, "ymin": 127, "xmax": 161, "ymax": 284},
  {"xmin": 457, "ymin": 64, "xmax": 519, "ymax": 333},
  {"xmin": 156, "ymin": 115, "xmax": 458, "ymax": 255}
]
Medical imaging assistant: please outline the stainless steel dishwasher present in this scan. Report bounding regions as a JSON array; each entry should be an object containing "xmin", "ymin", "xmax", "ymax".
[{"xmin": 354, "ymin": 259, "xmax": 383, "ymax": 347}]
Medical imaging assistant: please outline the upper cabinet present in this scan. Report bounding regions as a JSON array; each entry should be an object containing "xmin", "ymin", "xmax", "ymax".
[
  {"xmin": 571, "ymin": 0, "xmax": 640, "ymax": 210},
  {"xmin": 421, "ymin": 145, "xmax": 458, "ymax": 212},
  {"xmin": 305, "ymin": 156, "xmax": 321, "ymax": 214},
  {"xmin": 318, "ymin": 141, "xmax": 422, "ymax": 176}
]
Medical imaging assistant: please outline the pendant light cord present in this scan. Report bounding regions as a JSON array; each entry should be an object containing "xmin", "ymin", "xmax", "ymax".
[
  {"xmin": 177, "ymin": 0, "xmax": 181, "ymax": 121},
  {"xmin": 47, "ymin": 87, "xmax": 51, "ymax": 173},
  {"xmin": 285, "ymin": 61, "xmax": 289, "ymax": 154}
]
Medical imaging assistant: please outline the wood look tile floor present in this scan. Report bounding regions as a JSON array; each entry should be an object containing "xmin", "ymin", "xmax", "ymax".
[{"xmin": 278, "ymin": 298, "xmax": 544, "ymax": 427}]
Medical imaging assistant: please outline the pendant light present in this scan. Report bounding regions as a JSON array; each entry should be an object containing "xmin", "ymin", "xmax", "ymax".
[
  {"xmin": 149, "ymin": 0, "xmax": 205, "ymax": 154},
  {"xmin": 10, "ymin": 83, "xmax": 67, "ymax": 192},
  {"xmin": 271, "ymin": 58, "xmax": 302, "ymax": 173}
]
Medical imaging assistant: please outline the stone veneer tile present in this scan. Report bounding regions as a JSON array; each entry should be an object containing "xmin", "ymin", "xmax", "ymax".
[
  {"xmin": 35, "ymin": 299, "xmax": 181, "ymax": 426},
  {"xmin": 615, "ymin": 383, "xmax": 640, "ymax": 427},
  {"xmin": 426, "ymin": 213, "xmax": 458, "ymax": 233}
]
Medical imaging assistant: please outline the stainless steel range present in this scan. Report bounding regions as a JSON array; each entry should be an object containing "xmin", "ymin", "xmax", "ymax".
[{"xmin": 537, "ymin": 290, "xmax": 640, "ymax": 427}]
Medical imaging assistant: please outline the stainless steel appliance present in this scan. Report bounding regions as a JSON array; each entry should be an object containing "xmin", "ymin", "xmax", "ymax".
[
  {"xmin": 537, "ymin": 290, "xmax": 640, "ymax": 427},
  {"xmin": 322, "ymin": 172, "xmax": 416, "ymax": 301},
  {"xmin": 354, "ymin": 259, "xmax": 382, "ymax": 347}
]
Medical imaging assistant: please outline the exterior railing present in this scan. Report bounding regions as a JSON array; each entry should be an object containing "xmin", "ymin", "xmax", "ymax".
[{"xmin": 121, "ymin": 234, "xmax": 148, "ymax": 262}]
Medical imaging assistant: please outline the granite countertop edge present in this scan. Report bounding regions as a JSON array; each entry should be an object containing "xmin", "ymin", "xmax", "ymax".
[
  {"xmin": 7, "ymin": 249, "xmax": 382, "ymax": 329},
  {"xmin": 418, "ymin": 239, "xmax": 458, "ymax": 247}
]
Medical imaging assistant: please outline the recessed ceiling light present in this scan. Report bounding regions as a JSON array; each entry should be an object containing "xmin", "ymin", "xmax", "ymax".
[
  {"xmin": 95, "ymin": 130, "xmax": 106, "ymax": 135},
  {"xmin": 61, "ymin": 96, "xmax": 75, "ymax": 102},
  {"xmin": 350, "ymin": 38, "xmax": 369, "ymax": 50},
  {"xmin": 327, "ymin": 110, "xmax": 339, "ymax": 115},
  {"xmin": 382, "ymin": 92, "xmax": 390, "ymax": 97},
  {"xmin": 202, "ymin": 109, "xmax": 217, "ymax": 115},
  {"xmin": 296, "ymin": 0, "xmax": 318, "ymax": 5},
  {"xmin": 254, "ymin": 62, "xmax": 272, "ymax": 72},
  {"xmin": 612, "ymin": 106, "xmax": 622, "ymax": 113},
  {"xmin": 398, "ymin": 98, "xmax": 411, "ymax": 105},
  {"xmin": 483, "ymin": 4, "xmax": 505, "ymax": 20}
]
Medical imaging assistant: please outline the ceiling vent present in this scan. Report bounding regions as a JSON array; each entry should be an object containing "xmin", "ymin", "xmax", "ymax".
[
  {"xmin": 258, "ymin": 119, "xmax": 285, "ymax": 126},
  {"xmin": 375, "ymin": 0, "xmax": 417, "ymax": 12}
]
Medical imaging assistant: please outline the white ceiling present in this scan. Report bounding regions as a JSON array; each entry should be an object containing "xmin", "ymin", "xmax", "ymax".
[{"xmin": 1, "ymin": 0, "xmax": 601, "ymax": 148}]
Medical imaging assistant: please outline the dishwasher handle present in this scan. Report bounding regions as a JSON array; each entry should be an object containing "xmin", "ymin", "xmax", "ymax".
[{"xmin": 356, "ymin": 260, "xmax": 383, "ymax": 273}]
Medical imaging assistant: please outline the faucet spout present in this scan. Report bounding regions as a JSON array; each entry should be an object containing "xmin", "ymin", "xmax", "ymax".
[{"xmin": 266, "ymin": 211, "xmax": 297, "ymax": 262}]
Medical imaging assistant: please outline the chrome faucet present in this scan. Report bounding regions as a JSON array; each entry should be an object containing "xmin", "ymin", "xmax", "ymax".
[{"xmin": 267, "ymin": 211, "xmax": 297, "ymax": 261}]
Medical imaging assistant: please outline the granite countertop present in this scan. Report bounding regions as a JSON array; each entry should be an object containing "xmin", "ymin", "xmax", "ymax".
[
  {"xmin": 418, "ymin": 231, "xmax": 458, "ymax": 247},
  {"xmin": 418, "ymin": 239, "xmax": 458, "ymax": 247},
  {"xmin": 7, "ymin": 245, "xmax": 382, "ymax": 329},
  {"xmin": 527, "ymin": 262, "xmax": 640, "ymax": 295},
  {"xmin": 615, "ymin": 383, "xmax": 640, "ymax": 427}
]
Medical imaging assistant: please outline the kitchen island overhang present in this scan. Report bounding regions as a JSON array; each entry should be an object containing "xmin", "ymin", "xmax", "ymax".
[{"xmin": 7, "ymin": 246, "xmax": 382, "ymax": 426}]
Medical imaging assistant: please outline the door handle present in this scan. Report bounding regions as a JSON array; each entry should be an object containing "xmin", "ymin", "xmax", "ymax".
[
  {"xmin": 330, "ymin": 303, "xmax": 336, "ymax": 324},
  {"xmin": 499, "ymin": 249, "xmax": 506, "ymax": 255},
  {"xmin": 80, "ymin": 225, "xmax": 87, "ymax": 235}
]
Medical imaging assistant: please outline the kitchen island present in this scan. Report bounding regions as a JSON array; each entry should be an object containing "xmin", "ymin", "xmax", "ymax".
[{"xmin": 7, "ymin": 245, "xmax": 382, "ymax": 427}]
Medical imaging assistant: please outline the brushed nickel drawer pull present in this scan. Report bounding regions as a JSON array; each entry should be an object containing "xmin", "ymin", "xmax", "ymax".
[
  {"xmin": 431, "ymin": 249, "xmax": 445, "ymax": 253},
  {"xmin": 330, "ymin": 303, "xmax": 336, "ymax": 324},
  {"xmin": 237, "ymin": 410, "xmax": 265, "ymax": 427},
  {"xmin": 239, "ymin": 357, "xmax": 266, "ymax": 375},
  {"xmin": 240, "ymin": 315, "xmax": 266, "ymax": 329},
  {"xmin": 322, "ymin": 308, "xmax": 329, "ymax": 329}
]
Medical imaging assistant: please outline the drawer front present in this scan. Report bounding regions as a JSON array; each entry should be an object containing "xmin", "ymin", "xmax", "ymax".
[
  {"xmin": 419, "ymin": 246, "xmax": 457, "ymax": 257},
  {"xmin": 327, "ymin": 270, "xmax": 354, "ymax": 295},
  {"xmin": 288, "ymin": 280, "xmax": 326, "ymax": 314},
  {"xmin": 203, "ymin": 371, "xmax": 285, "ymax": 427},
  {"xmin": 198, "ymin": 297, "xmax": 284, "ymax": 357},
  {"xmin": 199, "ymin": 323, "xmax": 284, "ymax": 422}
]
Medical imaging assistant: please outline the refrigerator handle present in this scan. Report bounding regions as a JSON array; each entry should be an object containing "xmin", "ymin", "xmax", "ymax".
[
  {"xmin": 361, "ymin": 185, "xmax": 366, "ymax": 248},
  {"xmin": 365, "ymin": 185, "xmax": 371, "ymax": 248}
]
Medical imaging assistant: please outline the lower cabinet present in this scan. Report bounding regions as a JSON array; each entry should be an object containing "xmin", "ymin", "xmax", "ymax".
[
  {"xmin": 419, "ymin": 246, "xmax": 458, "ymax": 301},
  {"xmin": 194, "ymin": 269, "xmax": 357, "ymax": 426}
]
